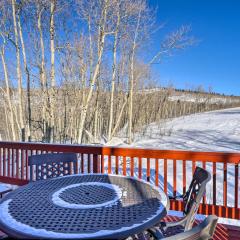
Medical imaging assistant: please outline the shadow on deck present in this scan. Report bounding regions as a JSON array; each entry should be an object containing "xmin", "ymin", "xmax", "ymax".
[{"xmin": 163, "ymin": 215, "xmax": 240, "ymax": 240}]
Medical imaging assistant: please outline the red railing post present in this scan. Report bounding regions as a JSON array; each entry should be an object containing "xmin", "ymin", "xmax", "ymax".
[
  {"xmin": 155, "ymin": 158, "xmax": 159, "ymax": 186},
  {"xmin": 123, "ymin": 156, "xmax": 126, "ymax": 176},
  {"xmin": 93, "ymin": 154, "xmax": 99, "ymax": 173},
  {"xmin": 116, "ymin": 156, "xmax": 119, "ymax": 175},
  {"xmin": 223, "ymin": 162, "xmax": 228, "ymax": 218},
  {"xmin": 138, "ymin": 157, "xmax": 142, "ymax": 179},
  {"xmin": 81, "ymin": 153, "xmax": 84, "ymax": 173},
  {"xmin": 108, "ymin": 155, "xmax": 111, "ymax": 174},
  {"xmin": 87, "ymin": 154, "xmax": 91, "ymax": 173},
  {"xmin": 164, "ymin": 159, "xmax": 168, "ymax": 194},
  {"xmin": 147, "ymin": 158, "xmax": 150, "ymax": 181},
  {"xmin": 212, "ymin": 162, "xmax": 217, "ymax": 215},
  {"xmin": 234, "ymin": 163, "xmax": 239, "ymax": 219},
  {"xmin": 101, "ymin": 155, "xmax": 104, "ymax": 173}
]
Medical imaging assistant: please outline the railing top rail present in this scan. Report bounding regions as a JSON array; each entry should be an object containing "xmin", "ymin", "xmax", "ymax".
[
  {"xmin": 101, "ymin": 147, "xmax": 240, "ymax": 163},
  {"xmin": 0, "ymin": 141, "xmax": 239, "ymax": 164}
]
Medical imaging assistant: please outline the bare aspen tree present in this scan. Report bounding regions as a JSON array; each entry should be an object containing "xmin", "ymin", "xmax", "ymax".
[
  {"xmin": 127, "ymin": 6, "xmax": 142, "ymax": 144},
  {"xmin": 77, "ymin": 0, "xmax": 110, "ymax": 143},
  {"xmin": 35, "ymin": 0, "xmax": 49, "ymax": 141},
  {"xmin": 75, "ymin": 35, "xmax": 88, "ymax": 142},
  {"xmin": 11, "ymin": 0, "xmax": 25, "ymax": 141},
  {"xmin": 17, "ymin": 5, "xmax": 32, "ymax": 141},
  {"xmin": 37, "ymin": 1, "xmax": 46, "ymax": 136},
  {"xmin": 107, "ymin": 1, "xmax": 121, "ymax": 142},
  {"xmin": 49, "ymin": 0, "xmax": 56, "ymax": 142},
  {"xmin": 0, "ymin": 2, "xmax": 17, "ymax": 140},
  {"xmin": 111, "ymin": 95, "xmax": 128, "ymax": 137},
  {"xmin": 0, "ymin": 35, "xmax": 17, "ymax": 141},
  {"xmin": 3, "ymin": 101, "xmax": 11, "ymax": 140},
  {"xmin": 50, "ymin": 0, "xmax": 56, "ymax": 88}
]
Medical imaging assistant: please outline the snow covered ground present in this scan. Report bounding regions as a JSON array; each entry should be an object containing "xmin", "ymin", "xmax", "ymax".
[
  {"xmin": 108, "ymin": 107, "xmax": 240, "ymax": 152},
  {"xmin": 106, "ymin": 107, "xmax": 240, "ymax": 226}
]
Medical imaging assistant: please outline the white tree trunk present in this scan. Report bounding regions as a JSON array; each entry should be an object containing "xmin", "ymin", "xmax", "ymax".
[
  {"xmin": 37, "ymin": 4, "xmax": 48, "ymax": 141},
  {"xmin": 17, "ymin": 12, "xmax": 31, "ymax": 141},
  {"xmin": 11, "ymin": 0, "xmax": 25, "ymax": 141},
  {"xmin": 49, "ymin": 0, "xmax": 56, "ymax": 142},
  {"xmin": 128, "ymin": 10, "xmax": 141, "ymax": 144},
  {"xmin": 50, "ymin": 0, "xmax": 56, "ymax": 88},
  {"xmin": 111, "ymin": 95, "xmax": 127, "ymax": 137},
  {"xmin": 107, "ymin": 8, "xmax": 120, "ymax": 142},
  {"xmin": 0, "ymin": 46, "xmax": 17, "ymax": 141},
  {"xmin": 77, "ymin": 1, "xmax": 108, "ymax": 143},
  {"xmin": 3, "ymin": 101, "xmax": 10, "ymax": 140}
]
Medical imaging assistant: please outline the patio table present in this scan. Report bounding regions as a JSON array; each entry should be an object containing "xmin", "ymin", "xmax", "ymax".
[{"xmin": 0, "ymin": 174, "xmax": 169, "ymax": 239}]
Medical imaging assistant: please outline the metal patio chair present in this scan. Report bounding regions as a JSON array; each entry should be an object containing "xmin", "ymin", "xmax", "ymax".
[
  {"xmin": 161, "ymin": 215, "xmax": 218, "ymax": 240},
  {"xmin": 28, "ymin": 153, "xmax": 77, "ymax": 181},
  {"xmin": 132, "ymin": 216, "xmax": 217, "ymax": 240},
  {"xmin": 147, "ymin": 166, "xmax": 211, "ymax": 238}
]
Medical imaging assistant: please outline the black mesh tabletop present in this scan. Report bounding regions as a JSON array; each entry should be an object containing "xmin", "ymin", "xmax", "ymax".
[{"xmin": 0, "ymin": 174, "xmax": 169, "ymax": 239}]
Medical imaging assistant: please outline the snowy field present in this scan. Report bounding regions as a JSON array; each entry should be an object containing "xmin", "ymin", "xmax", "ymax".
[
  {"xmin": 108, "ymin": 107, "xmax": 240, "ymax": 152},
  {"xmin": 106, "ymin": 107, "xmax": 240, "ymax": 226}
]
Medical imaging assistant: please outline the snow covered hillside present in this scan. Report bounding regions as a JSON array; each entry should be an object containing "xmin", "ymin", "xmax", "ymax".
[{"xmin": 109, "ymin": 107, "xmax": 240, "ymax": 152}]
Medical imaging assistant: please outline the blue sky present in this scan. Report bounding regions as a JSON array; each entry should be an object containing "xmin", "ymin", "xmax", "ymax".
[{"xmin": 148, "ymin": 0, "xmax": 240, "ymax": 95}]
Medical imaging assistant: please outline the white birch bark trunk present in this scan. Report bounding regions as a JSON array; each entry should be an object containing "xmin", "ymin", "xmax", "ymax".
[
  {"xmin": 50, "ymin": 0, "xmax": 56, "ymax": 88},
  {"xmin": 11, "ymin": 0, "xmax": 25, "ymax": 141},
  {"xmin": 111, "ymin": 95, "xmax": 127, "ymax": 137},
  {"xmin": 37, "ymin": 4, "xmax": 48, "ymax": 141},
  {"xmin": 77, "ymin": 43, "xmax": 105, "ymax": 143},
  {"xmin": 49, "ymin": 0, "xmax": 56, "ymax": 142},
  {"xmin": 17, "ymin": 12, "xmax": 31, "ymax": 141},
  {"xmin": 3, "ymin": 102, "xmax": 10, "ymax": 140},
  {"xmin": 127, "ymin": 11, "xmax": 141, "ymax": 144},
  {"xmin": 107, "ymin": 8, "xmax": 120, "ymax": 142},
  {"xmin": 0, "ymin": 45, "xmax": 17, "ymax": 141},
  {"xmin": 77, "ymin": 1, "xmax": 108, "ymax": 143}
]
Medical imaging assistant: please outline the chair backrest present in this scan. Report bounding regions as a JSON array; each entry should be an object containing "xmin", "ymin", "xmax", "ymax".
[
  {"xmin": 28, "ymin": 153, "xmax": 78, "ymax": 181},
  {"xmin": 164, "ymin": 215, "xmax": 218, "ymax": 240},
  {"xmin": 183, "ymin": 167, "xmax": 211, "ymax": 230}
]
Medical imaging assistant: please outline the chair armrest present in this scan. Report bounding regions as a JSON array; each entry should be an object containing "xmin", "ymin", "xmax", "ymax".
[
  {"xmin": 161, "ymin": 216, "xmax": 187, "ymax": 228},
  {"xmin": 169, "ymin": 194, "xmax": 184, "ymax": 200}
]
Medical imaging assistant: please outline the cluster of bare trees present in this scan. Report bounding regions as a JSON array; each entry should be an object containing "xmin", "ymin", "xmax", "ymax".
[{"xmin": 0, "ymin": 0, "xmax": 238, "ymax": 144}]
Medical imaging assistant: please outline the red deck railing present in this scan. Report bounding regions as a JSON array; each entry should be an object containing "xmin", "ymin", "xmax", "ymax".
[{"xmin": 0, "ymin": 141, "xmax": 239, "ymax": 220}]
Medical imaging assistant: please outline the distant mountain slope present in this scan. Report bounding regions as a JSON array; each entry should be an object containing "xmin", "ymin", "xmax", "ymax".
[{"xmin": 140, "ymin": 87, "xmax": 240, "ymax": 105}]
